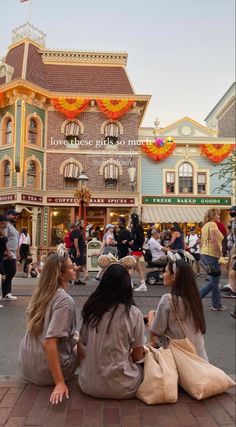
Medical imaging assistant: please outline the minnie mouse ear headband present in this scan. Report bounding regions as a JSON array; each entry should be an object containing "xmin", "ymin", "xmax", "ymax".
[{"xmin": 98, "ymin": 254, "xmax": 136, "ymax": 270}]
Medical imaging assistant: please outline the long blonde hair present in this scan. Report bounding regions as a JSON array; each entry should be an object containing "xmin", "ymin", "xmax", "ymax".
[
  {"xmin": 203, "ymin": 207, "xmax": 220, "ymax": 225},
  {"xmin": 26, "ymin": 253, "xmax": 68, "ymax": 337}
]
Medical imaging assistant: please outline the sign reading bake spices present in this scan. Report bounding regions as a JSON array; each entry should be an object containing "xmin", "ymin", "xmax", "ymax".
[
  {"xmin": 47, "ymin": 197, "xmax": 135, "ymax": 205},
  {"xmin": 21, "ymin": 194, "xmax": 43, "ymax": 203},
  {"xmin": 90, "ymin": 198, "xmax": 135, "ymax": 205},
  {"xmin": 142, "ymin": 196, "xmax": 231, "ymax": 205}
]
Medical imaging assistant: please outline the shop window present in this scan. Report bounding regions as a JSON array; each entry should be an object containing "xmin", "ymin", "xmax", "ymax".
[
  {"xmin": 50, "ymin": 208, "xmax": 73, "ymax": 247},
  {"xmin": 179, "ymin": 162, "xmax": 193, "ymax": 193},
  {"xmin": 65, "ymin": 121, "xmax": 81, "ymax": 144},
  {"xmin": 3, "ymin": 161, "xmax": 11, "ymax": 187},
  {"xmin": 166, "ymin": 172, "xmax": 175, "ymax": 193},
  {"xmin": 104, "ymin": 122, "xmax": 120, "ymax": 145},
  {"xmin": 197, "ymin": 173, "xmax": 206, "ymax": 194},
  {"xmin": 28, "ymin": 118, "xmax": 37, "ymax": 144},
  {"xmin": 26, "ymin": 161, "xmax": 37, "ymax": 188}
]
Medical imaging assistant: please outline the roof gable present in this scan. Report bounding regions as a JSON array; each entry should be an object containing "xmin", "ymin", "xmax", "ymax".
[{"xmin": 156, "ymin": 117, "xmax": 214, "ymax": 138}]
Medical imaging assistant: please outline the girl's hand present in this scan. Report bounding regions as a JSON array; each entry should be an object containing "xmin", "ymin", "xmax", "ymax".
[{"xmin": 50, "ymin": 382, "xmax": 69, "ymax": 405}]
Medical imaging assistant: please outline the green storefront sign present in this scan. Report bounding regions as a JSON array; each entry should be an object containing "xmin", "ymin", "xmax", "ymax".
[{"xmin": 142, "ymin": 196, "xmax": 231, "ymax": 205}]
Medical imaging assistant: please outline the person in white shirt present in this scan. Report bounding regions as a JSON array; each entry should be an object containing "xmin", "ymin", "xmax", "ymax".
[
  {"xmin": 149, "ymin": 230, "xmax": 167, "ymax": 264},
  {"xmin": 185, "ymin": 227, "xmax": 200, "ymax": 276},
  {"xmin": 19, "ymin": 228, "xmax": 31, "ymax": 262}
]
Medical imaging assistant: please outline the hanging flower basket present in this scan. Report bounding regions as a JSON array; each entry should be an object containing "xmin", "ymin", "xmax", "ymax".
[{"xmin": 74, "ymin": 187, "xmax": 91, "ymax": 204}]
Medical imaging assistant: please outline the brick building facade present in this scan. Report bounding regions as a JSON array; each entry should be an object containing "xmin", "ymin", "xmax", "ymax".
[{"xmin": 0, "ymin": 24, "xmax": 150, "ymax": 257}]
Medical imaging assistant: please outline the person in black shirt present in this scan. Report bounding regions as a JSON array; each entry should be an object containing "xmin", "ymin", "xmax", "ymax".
[
  {"xmin": 129, "ymin": 213, "xmax": 146, "ymax": 292},
  {"xmin": 116, "ymin": 217, "xmax": 131, "ymax": 259},
  {"xmin": 70, "ymin": 220, "xmax": 86, "ymax": 285}
]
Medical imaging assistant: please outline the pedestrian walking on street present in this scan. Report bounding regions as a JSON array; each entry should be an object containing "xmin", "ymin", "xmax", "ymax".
[
  {"xmin": 129, "ymin": 213, "xmax": 146, "ymax": 291},
  {"xmin": 19, "ymin": 228, "xmax": 31, "ymax": 262},
  {"xmin": 116, "ymin": 216, "xmax": 131, "ymax": 259},
  {"xmin": 1, "ymin": 209, "xmax": 19, "ymax": 301},
  {"xmin": 185, "ymin": 226, "xmax": 201, "ymax": 276},
  {"xmin": 69, "ymin": 220, "xmax": 86, "ymax": 285},
  {"xmin": 199, "ymin": 208, "xmax": 227, "ymax": 311},
  {"xmin": 78, "ymin": 263, "xmax": 145, "ymax": 399},
  {"xmin": 165, "ymin": 222, "xmax": 184, "ymax": 251},
  {"xmin": 18, "ymin": 254, "xmax": 83, "ymax": 404}
]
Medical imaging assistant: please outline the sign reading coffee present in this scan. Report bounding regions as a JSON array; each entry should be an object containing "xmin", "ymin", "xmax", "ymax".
[
  {"xmin": 142, "ymin": 196, "xmax": 231, "ymax": 205},
  {"xmin": 47, "ymin": 197, "xmax": 135, "ymax": 205}
]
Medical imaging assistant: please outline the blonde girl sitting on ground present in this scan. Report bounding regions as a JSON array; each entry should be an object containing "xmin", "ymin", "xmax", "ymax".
[{"xmin": 18, "ymin": 253, "xmax": 84, "ymax": 404}]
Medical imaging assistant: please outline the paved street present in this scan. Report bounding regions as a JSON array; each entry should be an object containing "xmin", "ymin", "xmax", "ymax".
[
  {"xmin": 0, "ymin": 271, "xmax": 235, "ymax": 426},
  {"xmin": 0, "ymin": 271, "xmax": 235, "ymax": 376}
]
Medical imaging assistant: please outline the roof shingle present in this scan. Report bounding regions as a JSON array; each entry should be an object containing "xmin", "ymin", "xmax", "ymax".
[{"xmin": 1, "ymin": 42, "xmax": 134, "ymax": 95}]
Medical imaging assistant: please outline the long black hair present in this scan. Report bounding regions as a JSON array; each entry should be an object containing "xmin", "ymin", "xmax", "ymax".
[
  {"xmin": 81, "ymin": 264, "xmax": 135, "ymax": 329},
  {"xmin": 168, "ymin": 259, "xmax": 206, "ymax": 334},
  {"xmin": 172, "ymin": 222, "xmax": 182, "ymax": 233},
  {"xmin": 21, "ymin": 227, "xmax": 27, "ymax": 236}
]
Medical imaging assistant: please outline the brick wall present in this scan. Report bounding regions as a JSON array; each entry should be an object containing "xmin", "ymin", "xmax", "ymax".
[
  {"xmin": 46, "ymin": 152, "xmax": 138, "ymax": 192},
  {"xmin": 46, "ymin": 110, "xmax": 140, "ymax": 192},
  {"xmin": 47, "ymin": 110, "xmax": 139, "ymax": 150},
  {"xmin": 218, "ymin": 102, "xmax": 236, "ymax": 137}
]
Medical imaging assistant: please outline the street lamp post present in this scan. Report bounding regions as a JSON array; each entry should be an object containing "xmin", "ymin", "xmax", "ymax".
[{"xmin": 75, "ymin": 171, "xmax": 90, "ymax": 235}]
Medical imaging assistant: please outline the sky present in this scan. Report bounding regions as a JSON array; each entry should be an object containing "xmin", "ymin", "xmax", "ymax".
[{"xmin": 0, "ymin": 0, "xmax": 235, "ymax": 127}]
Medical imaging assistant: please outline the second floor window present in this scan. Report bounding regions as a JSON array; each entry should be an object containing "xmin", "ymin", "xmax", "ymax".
[
  {"xmin": 27, "ymin": 161, "xmax": 37, "ymax": 187},
  {"xmin": 5, "ymin": 119, "xmax": 12, "ymax": 145},
  {"xmin": 197, "ymin": 173, "xmax": 206, "ymax": 194},
  {"xmin": 166, "ymin": 172, "xmax": 175, "ymax": 193},
  {"xmin": 3, "ymin": 161, "xmax": 11, "ymax": 187},
  {"xmin": 179, "ymin": 162, "xmax": 193, "ymax": 193},
  {"xmin": 28, "ymin": 119, "xmax": 37, "ymax": 144},
  {"xmin": 65, "ymin": 122, "xmax": 80, "ymax": 144},
  {"xmin": 104, "ymin": 122, "xmax": 120, "ymax": 145}
]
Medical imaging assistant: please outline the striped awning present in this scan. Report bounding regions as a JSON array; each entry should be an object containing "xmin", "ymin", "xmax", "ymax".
[
  {"xmin": 104, "ymin": 123, "xmax": 119, "ymax": 137},
  {"xmin": 65, "ymin": 122, "xmax": 80, "ymax": 136},
  {"xmin": 63, "ymin": 163, "xmax": 80, "ymax": 180},
  {"xmin": 104, "ymin": 164, "xmax": 119, "ymax": 180},
  {"xmin": 142, "ymin": 205, "xmax": 209, "ymax": 223}
]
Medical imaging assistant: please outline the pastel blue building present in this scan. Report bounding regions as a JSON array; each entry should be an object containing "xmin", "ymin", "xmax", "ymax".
[{"xmin": 139, "ymin": 114, "xmax": 234, "ymax": 229}]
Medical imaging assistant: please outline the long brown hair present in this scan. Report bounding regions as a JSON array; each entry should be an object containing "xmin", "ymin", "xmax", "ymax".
[
  {"xmin": 168, "ymin": 259, "xmax": 206, "ymax": 334},
  {"xmin": 26, "ymin": 253, "xmax": 68, "ymax": 337}
]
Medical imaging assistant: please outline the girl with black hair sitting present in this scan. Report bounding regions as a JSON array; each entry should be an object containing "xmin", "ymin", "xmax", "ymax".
[
  {"xmin": 78, "ymin": 263, "xmax": 145, "ymax": 399},
  {"xmin": 148, "ymin": 259, "xmax": 208, "ymax": 360}
]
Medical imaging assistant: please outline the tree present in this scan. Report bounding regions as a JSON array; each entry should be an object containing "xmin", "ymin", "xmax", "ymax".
[{"xmin": 211, "ymin": 149, "xmax": 236, "ymax": 194}]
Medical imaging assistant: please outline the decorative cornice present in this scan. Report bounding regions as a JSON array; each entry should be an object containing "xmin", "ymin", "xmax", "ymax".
[{"xmin": 39, "ymin": 49, "xmax": 128, "ymax": 66}]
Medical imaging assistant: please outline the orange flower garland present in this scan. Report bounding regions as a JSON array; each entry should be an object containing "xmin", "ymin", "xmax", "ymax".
[
  {"xmin": 141, "ymin": 138, "xmax": 176, "ymax": 161},
  {"xmin": 51, "ymin": 97, "xmax": 90, "ymax": 119},
  {"xmin": 96, "ymin": 99, "xmax": 134, "ymax": 119},
  {"xmin": 200, "ymin": 144, "xmax": 234, "ymax": 163}
]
